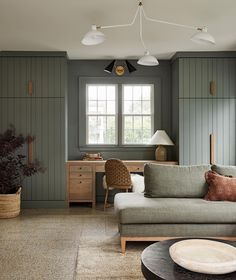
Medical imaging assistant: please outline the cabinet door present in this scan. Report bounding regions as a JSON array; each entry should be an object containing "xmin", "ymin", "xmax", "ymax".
[
  {"xmin": 0, "ymin": 57, "xmax": 31, "ymax": 98},
  {"xmin": 179, "ymin": 99, "xmax": 236, "ymax": 165},
  {"xmin": 0, "ymin": 98, "xmax": 33, "ymax": 200},
  {"xmin": 30, "ymin": 98, "xmax": 65, "ymax": 201},
  {"xmin": 179, "ymin": 58, "xmax": 236, "ymax": 99},
  {"xmin": 31, "ymin": 57, "xmax": 66, "ymax": 97}
]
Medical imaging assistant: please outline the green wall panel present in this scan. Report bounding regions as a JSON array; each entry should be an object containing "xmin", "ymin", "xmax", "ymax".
[
  {"xmin": 0, "ymin": 56, "xmax": 67, "ymax": 98},
  {"xmin": 179, "ymin": 58, "xmax": 236, "ymax": 99},
  {"xmin": 179, "ymin": 99, "xmax": 236, "ymax": 165},
  {"xmin": 0, "ymin": 53, "xmax": 66, "ymax": 206}
]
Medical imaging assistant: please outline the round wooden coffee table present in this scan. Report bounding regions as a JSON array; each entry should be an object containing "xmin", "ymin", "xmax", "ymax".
[{"xmin": 141, "ymin": 238, "xmax": 236, "ymax": 280}]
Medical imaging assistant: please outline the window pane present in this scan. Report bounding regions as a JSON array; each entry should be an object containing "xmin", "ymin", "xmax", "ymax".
[
  {"xmin": 88, "ymin": 101, "xmax": 97, "ymax": 114},
  {"xmin": 133, "ymin": 86, "xmax": 142, "ymax": 100},
  {"xmin": 143, "ymin": 129, "xmax": 152, "ymax": 143},
  {"xmin": 124, "ymin": 86, "xmax": 133, "ymax": 100},
  {"xmin": 142, "ymin": 100, "xmax": 151, "ymax": 114},
  {"xmin": 124, "ymin": 129, "xmax": 133, "ymax": 144},
  {"xmin": 124, "ymin": 101, "xmax": 133, "ymax": 114},
  {"xmin": 124, "ymin": 116, "xmax": 133, "ymax": 129},
  {"xmin": 143, "ymin": 116, "xmax": 151, "ymax": 129},
  {"xmin": 107, "ymin": 101, "xmax": 116, "ymax": 114},
  {"xmin": 134, "ymin": 116, "xmax": 142, "ymax": 129},
  {"xmin": 106, "ymin": 129, "xmax": 116, "ymax": 144},
  {"xmin": 97, "ymin": 86, "xmax": 106, "ymax": 100},
  {"xmin": 88, "ymin": 86, "xmax": 97, "ymax": 100},
  {"xmin": 107, "ymin": 86, "xmax": 116, "ymax": 100},
  {"xmin": 97, "ymin": 101, "xmax": 106, "ymax": 114},
  {"xmin": 107, "ymin": 116, "xmax": 116, "ymax": 130},
  {"xmin": 133, "ymin": 101, "xmax": 142, "ymax": 114},
  {"xmin": 133, "ymin": 129, "xmax": 143, "ymax": 144},
  {"xmin": 142, "ymin": 86, "xmax": 151, "ymax": 100}
]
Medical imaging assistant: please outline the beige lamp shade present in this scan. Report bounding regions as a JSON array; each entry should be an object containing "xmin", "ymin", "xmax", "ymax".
[{"xmin": 149, "ymin": 130, "xmax": 174, "ymax": 161}]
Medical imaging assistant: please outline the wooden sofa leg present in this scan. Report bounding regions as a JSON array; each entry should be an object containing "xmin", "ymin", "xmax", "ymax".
[{"xmin": 121, "ymin": 237, "xmax": 126, "ymax": 254}]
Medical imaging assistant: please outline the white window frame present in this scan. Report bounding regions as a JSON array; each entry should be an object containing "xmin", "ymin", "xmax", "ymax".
[
  {"xmin": 121, "ymin": 84, "xmax": 154, "ymax": 145},
  {"xmin": 86, "ymin": 84, "xmax": 118, "ymax": 145}
]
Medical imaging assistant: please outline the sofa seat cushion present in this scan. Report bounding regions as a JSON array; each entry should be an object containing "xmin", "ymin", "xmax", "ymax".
[{"xmin": 114, "ymin": 193, "xmax": 236, "ymax": 224}]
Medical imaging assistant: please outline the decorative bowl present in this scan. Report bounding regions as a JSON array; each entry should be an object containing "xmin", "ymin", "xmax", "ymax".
[{"xmin": 169, "ymin": 239, "xmax": 236, "ymax": 275}]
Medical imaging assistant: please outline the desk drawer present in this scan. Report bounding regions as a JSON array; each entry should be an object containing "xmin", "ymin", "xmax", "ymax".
[
  {"xmin": 70, "ymin": 172, "xmax": 92, "ymax": 179},
  {"xmin": 70, "ymin": 166, "xmax": 92, "ymax": 173},
  {"xmin": 127, "ymin": 166, "xmax": 144, "ymax": 172},
  {"xmin": 69, "ymin": 179, "xmax": 92, "ymax": 200}
]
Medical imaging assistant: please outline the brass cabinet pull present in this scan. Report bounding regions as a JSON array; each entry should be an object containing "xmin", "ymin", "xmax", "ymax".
[
  {"xmin": 28, "ymin": 80, "xmax": 33, "ymax": 96},
  {"xmin": 210, "ymin": 81, "xmax": 216, "ymax": 95},
  {"xmin": 210, "ymin": 134, "xmax": 215, "ymax": 164}
]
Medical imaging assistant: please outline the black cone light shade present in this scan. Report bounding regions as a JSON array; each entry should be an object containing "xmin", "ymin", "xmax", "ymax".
[
  {"xmin": 104, "ymin": 60, "xmax": 115, "ymax": 73},
  {"xmin": 125, "ymin": 60, "xmax": 137, "ymax": 73}
]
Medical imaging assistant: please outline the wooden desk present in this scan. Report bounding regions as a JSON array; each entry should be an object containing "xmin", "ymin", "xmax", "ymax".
[{"xmin": 66, "ymin": 160, "xmax": 178, "ymax": 207}]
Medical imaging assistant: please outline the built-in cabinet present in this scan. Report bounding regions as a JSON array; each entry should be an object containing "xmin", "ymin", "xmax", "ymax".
[
  {"xmin": 172, "ymin": 54, "xmax": 236, "ymax": 165},
  {"xmin": 0, "ymin": 52, "xmax": 67, "ymax": 207}
]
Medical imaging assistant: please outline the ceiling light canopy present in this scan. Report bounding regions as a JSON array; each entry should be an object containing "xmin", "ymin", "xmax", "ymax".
[{"xmin": 81, "ymin": 1, "xmax": 216, "ymax": 66}]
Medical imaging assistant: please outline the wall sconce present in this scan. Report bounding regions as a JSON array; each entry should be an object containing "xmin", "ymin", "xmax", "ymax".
[
  {"xmin": 104, "ymin": 60, "xmax": 137, "ymax": 75},
  {"xmin": 104, "ymin": 60, "xmax": 116, "ymax": 73}
]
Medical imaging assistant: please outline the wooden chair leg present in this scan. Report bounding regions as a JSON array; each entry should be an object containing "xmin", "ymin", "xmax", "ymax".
[
  {"xmin": 121, "ymin": 237, "xmax": 126, "ymax": 254},
  {"xmin": 104, "ymin": 187, "xmax": 109, "ymax": 211}
]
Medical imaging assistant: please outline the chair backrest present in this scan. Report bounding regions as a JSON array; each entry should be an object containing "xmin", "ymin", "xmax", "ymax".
[{"xmin": 105, "ymin": 158, "xmax": 132, "ymax": 189}]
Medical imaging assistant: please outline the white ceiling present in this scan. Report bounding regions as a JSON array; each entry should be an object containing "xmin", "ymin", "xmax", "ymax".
[{"xmin": 0, "ymin": 0, "xmax": 235, "ymax": 60}]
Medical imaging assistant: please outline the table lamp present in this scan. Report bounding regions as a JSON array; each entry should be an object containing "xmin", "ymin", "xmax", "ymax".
[{"xmin": 149, "ymin": 130, "xmax": 174, "ymax": 161}]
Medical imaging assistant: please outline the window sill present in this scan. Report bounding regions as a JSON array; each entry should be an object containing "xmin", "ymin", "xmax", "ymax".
[{"xmin": 79, "ymin": 145, "xmax": 156, "ymax": 152}]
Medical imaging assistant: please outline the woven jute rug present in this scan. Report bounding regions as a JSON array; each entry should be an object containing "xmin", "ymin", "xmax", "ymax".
[{"xmin": 75, "ymin": 214, "xmax": 147, "ymax": 280}]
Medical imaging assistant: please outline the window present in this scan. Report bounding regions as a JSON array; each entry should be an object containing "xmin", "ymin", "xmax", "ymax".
[
  {"xmin": 85, "ymin": 82, "xmax": 154, "ymax": 146},
  {"xmin": 86, "ymin": 85, "xmax": 117, "ymax": 144},
  {"xmin": 122, "ymin": 85, "xmax": 153, "ymax": 144}
]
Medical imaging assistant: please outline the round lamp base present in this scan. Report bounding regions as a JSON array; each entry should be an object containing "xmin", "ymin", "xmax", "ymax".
[{"xmin": 155, "ymin": 145, "xmax": 167, "ymax": 161}]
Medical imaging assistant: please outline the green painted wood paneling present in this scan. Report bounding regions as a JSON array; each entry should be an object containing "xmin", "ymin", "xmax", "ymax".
[
  {"xmin": 174, "ymin": 56, "xmax": 236, "ymax": 165},
  {"xmin": 0, "ymin": 56, "xmax": 67, "ymax": 98},
  {"xmin": 179, "ymin": 99, "xmax": 236, "ymax": 165},
  {"xmin": 0, "ymin": 54, "xmax": 66, "ymax": 205},
  {"xmin": 179, "ymin": 58, "xmax": 236, "ymax": 99}
]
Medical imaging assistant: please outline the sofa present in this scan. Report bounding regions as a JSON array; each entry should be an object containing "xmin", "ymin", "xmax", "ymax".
[{"xmin": 114, "ymin": 164, "xmax": 236, "ymax": 253}]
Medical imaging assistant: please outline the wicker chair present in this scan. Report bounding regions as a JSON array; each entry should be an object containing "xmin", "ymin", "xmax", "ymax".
[{"xmin": 103, "ymin": 159, "xmax": 132, "ymax": 210}]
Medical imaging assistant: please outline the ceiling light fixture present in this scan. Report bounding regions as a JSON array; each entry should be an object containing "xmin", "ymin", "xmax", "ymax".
[
  {"xmin": 81, "ymin": 24, "xmax": 106, "ymax": 46},
  {"xmin": 81, "ymin": 1, "xmax": 215, "ymax": 66}
]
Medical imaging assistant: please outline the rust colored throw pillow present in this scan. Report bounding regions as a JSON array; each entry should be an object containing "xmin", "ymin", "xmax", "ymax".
[{"xmin": 205, "ymin": 171, "xmax": 236, "ymax": 201}]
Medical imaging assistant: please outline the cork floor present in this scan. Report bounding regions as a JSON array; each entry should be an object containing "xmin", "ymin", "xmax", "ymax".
[{"xmin": 0, "ymin": 205, "xmax": 147, "ymax": 280}]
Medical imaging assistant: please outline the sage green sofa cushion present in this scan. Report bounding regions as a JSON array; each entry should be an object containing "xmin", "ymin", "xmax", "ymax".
[
  {"xmin": 211, "ymin": 164, "xmax": 236, "ymax": 177},
  {"xmin": 144, "ymin": 164, "xmax": 210, "ymax": 198},
  {"xmin": 114, "ymin": 193, "xmax": 236, "ymax": 224}
]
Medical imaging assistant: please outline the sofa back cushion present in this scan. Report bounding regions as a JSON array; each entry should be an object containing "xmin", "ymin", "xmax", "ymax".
[
  {"xmin": 144, "ymin": 164, "xmax": 211, "ymax": 198},
  {"xmin": 211, "ymin": 164, "xmax": 236, "ymax": 177}
]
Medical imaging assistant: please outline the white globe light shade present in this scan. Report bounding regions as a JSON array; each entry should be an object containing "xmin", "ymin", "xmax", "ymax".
[
  {"xmin": 137, "ymin": 51, "xmax": 159, "ymax": 66},
  {"xmin": 81, "ymin": 25, "xmax": 106, "ymax": 46},
  {"xmin": 191, "ymin": 28, "xmax": 215, "ymax": 45}
]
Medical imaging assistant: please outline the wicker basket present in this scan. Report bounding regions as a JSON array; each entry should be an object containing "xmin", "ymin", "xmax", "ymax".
[{"xmin": 0, "ymin": 188, "xmax": 21, "ymax": 218}]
